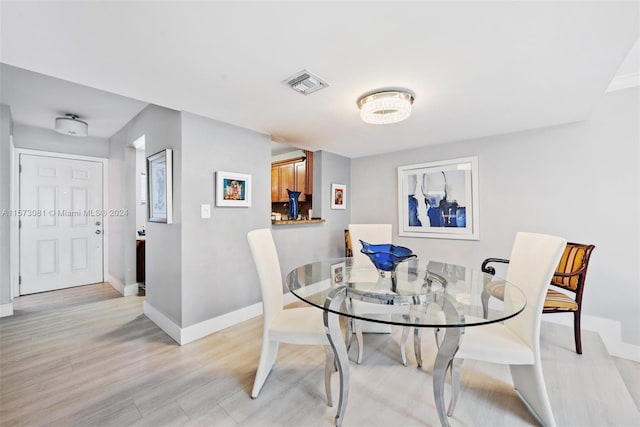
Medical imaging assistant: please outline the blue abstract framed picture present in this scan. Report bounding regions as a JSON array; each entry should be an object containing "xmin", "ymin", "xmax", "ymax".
[
  {"xmin": 398, "ymin": 157, "xmax": 479, "ymax": 240},
  {"xmin": 216, "ymin": 171, "xmax": 251, "ymax": 207}
]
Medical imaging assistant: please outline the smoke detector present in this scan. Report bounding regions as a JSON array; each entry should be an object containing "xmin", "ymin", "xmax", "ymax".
[
  {"xmin": 55, "ymin": 114, "xmax": 88, "ymax": 137},
  {"xmin": 283, "ymin": 69, "xmax": 329, "ymax": 95}
]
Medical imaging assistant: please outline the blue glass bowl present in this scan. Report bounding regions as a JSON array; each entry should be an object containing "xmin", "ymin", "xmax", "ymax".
[{"xmin": 359, "ymin": 240, "xmax": 417, "ymax": 272}]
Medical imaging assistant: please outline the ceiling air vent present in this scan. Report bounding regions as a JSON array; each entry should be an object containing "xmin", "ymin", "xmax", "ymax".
[{"xmin": 283, "ymin": 69, "xmax": 329, "ymax": 95}]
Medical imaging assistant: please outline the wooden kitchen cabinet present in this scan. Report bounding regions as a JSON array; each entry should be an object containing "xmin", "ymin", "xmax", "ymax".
[{"xmin": 271, "ymin": 156, "xmax": 310, "ymax": 202}]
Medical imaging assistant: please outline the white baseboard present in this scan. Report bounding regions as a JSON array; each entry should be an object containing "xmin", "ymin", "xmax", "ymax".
[
  {"xmin": 143, "ymin": 300, "xmax": 264, "ymax": 346},
  {"xmin": 180, "ymin": 302, "xmax": 263, "ymax": 345},
  {"xmin": 143, "ymin": 301, "xmax": 182, "ymax": 345},
  {"xmin": 0, "ymin": 302, "xmax": 14, "ymax": 317},
  {"xmin": 606, "ymin": 72, "xmax": 640, "ymax": 92},
  {"xmin": 543, "ymin": 314, "xmax": 640, "ymax": 362},
  {"xmin": 123, "ymin": 283, "xmax": 139, "ymax": 296},
  {"xmin": 106, "ymin": 274, "xmax": 138, "ymax": 297}
]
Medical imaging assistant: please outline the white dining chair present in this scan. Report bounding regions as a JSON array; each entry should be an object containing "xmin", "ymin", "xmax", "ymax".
[
  {"xmin": 447, "ymin": 232, "xmax": 566, "ymax": 427},
  {"xmin": 347, "ymin": 224, "xmax": 411, "ymax": 366},
  {"xmin": 247, "ymin": 228, "xmax": 334, "ymax": 404}
]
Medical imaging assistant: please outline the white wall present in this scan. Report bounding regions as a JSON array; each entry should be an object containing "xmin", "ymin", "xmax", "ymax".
[
  {"xmin": 13, "ymin": 123, "xmax": 109, "ymax": 158},
  {"xmin": 352, "ymin": 87, "xmax": 640, "ymax": 347},
  {"xmin": 135, "ymin": 148, "xmax": 146, "ymax": 232}
]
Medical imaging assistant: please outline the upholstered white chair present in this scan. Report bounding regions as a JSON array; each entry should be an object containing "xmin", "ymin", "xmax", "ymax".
[
  {"xmin": 447, "ymin": 232, "xmax": 566, "ymax": 427},
  {"xmin": 247, "ymin": 228, "xmax": 333, "ymax": 404},
  {"xmin": 347, "ymin": 224, "xmax": 411, "ymax": 366}
]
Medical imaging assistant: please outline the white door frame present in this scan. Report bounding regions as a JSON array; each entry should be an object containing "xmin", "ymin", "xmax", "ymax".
[{"xmin": 11, "ymin": 149, "xmax": 109, "ymax": 298}]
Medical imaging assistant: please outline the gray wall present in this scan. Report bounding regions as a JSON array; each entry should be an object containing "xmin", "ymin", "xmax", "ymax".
[
  {"xmin": 352, "ymin": 87, "xmax": 640, "ymax": 345},
  {"xmin": 179, "ymin": 112, "xmax": 271, "ymax": 327},
  {"xmin": 0, "ymin": 105, "xmax": 12, "ymax": 304},
  {"xmin": 13, "ymin": 123, "xmax": 109, "ymax": 158},
  {"xmin": 272, "ymin": 150, "xmax": 352, "ymax": 284},
  {"xmin": 109, "ymin": 105, "xmax": 183, "ymax": 324},
  {"xmin": 106, "ymin": 108, "xmax": 352, "ymax": 331}
]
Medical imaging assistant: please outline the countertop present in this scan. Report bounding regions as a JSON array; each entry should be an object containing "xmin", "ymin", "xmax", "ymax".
[{"xmin": 272, "ymin": 219, "xmax": 325, "ymax": 225}]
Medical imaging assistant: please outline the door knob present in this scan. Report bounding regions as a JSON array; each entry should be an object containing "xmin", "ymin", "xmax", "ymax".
[
  {"xmin": 95, "ymin": 230, "xmax": 102, "ymax": 235},
  {"xmin": 96, "ymin": 221, "xmax": 101, "ymax": 226}
]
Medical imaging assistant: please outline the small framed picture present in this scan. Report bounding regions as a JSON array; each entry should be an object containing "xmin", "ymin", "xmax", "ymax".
[
  {"xmin": 331, "ymin": 262, "xmax": 345, "ymax": 284},
  {"xmin": 331, "ymin": 183, "xmax": 346, "ymax": 210},
  {"xmin": 216, "ymin": 171, "xmax": 252, "ymax": 207}
]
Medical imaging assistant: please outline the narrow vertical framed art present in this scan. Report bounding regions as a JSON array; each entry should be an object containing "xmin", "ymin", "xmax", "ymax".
[
  {"xmin": 331, "ymin": 184, "xmax": 346, "ymax": 210},
  {"xmin": 147, "ymin": 148, "xmax": 173, "ymax": 224}
]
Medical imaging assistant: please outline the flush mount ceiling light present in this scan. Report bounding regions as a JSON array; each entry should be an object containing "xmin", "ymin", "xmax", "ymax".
[
  {"xmin": 55, "ymin": 113, "xmax": 88, "ymax": 136},
  {"xmin": 357, "ymin": 89, "xmax": 415, "ymax": 124}
]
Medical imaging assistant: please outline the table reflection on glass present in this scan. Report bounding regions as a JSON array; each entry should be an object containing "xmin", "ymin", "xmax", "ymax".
[{"xmin": 285, "ymin": 257, "xmax": 526, "ymax": 427}]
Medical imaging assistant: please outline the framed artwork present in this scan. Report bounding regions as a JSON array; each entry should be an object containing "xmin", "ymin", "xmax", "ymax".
[
  {"xmin": 331, "ymin": 262, "xmax": 345, "ymax": 284},
  {"xmin": 216, "ymin": 171, "xmax": 252, "ymax": 207},
  {"xmin": 147, "ymin": 148, "xmax": 173, "ymax": 224},
  {"xmin": 397, "ymin": 156, "xmax": 479, "ymax": 240},
  {"xmin": 331, "ymin": 183, "xmax": 346, "ymax": 210}
]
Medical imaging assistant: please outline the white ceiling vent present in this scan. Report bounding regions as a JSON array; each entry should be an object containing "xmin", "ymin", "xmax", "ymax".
[{"xmin": 283, "ymin": 69, "xmax": 329, "ymax": 95}]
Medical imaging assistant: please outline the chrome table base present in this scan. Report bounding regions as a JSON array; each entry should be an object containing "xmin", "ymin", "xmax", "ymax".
[{"xmin": 323, "ymin": 286, "xmax": 465, "ymax": 427}]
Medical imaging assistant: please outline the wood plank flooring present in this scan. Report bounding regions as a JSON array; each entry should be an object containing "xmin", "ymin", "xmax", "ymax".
[{"xmin": 1, "ymin": 283, "xmax": 639, "ymax": 426}]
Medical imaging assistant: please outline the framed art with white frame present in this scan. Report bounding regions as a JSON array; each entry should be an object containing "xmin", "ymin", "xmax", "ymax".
[
  {"xmin": 331, "ymin": 262, "xmax": 346, "ymax": 284},
  {"xmin": 397, "ymin": 156, "xmax": 479, "ymax": 240},
  {"xmin": 331, "ymin": 183, "xmax": 346, "ymax": 210},
  {"xmin": 216, "ymin": 171, "xmax": 252, "ymax": 207},
  {"xmin": 147, "ymin": 148, "xmax": 173, "ymax": 224}
]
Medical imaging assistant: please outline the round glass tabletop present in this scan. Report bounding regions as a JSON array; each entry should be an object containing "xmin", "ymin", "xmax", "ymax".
[{"xmin": 285, "ymin": 257, "xmax": 526, "ymax": 328}]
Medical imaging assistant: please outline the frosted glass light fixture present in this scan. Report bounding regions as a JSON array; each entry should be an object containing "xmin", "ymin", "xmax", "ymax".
[
  {"xmin": 55, "ymin": 114, "xmax": 88, "ymax": 136},
  {"xmin": 357, "ymin": 90, "xmax": 415, "ymax": 124}
]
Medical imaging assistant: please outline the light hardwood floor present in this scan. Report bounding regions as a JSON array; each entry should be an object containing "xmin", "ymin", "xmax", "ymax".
[{"xmin": 1, "ymin": 283, "xmax": 639, "ymax": 426}]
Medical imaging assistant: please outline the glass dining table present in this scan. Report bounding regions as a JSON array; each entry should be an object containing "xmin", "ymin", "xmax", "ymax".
[{"xmin": 285, "ymin": 257, "xmax": 526, "ymax": 427}]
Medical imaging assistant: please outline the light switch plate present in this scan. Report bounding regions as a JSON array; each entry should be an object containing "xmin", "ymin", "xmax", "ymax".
[{"xmin": 201, "ymin": 204, "xmax": 211, "ymax": 219}]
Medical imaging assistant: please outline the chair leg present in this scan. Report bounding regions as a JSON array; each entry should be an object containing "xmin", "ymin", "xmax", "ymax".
[
  {"xmin": 354, "ymin": 320, "xmax": 364, "ymax": 364},
  {"xmin": 481, "ymin": 289, "xmax": 490, "ymax": 319},
  {"xmin": 400, "ymin": 321, "xmax": 410, "ymax": 367},
  {"xmin": 574, "ymin": 310, "xmax": 583, "ymax": 355},
  {"xmin": 324, "ymin": 346, "xmax": 335, "ymax": 407},
  {"xmin": 510, "ymin": 363, "xmax": 557, "ymax": 427},
  {"xmin": 251, "ymin": 338, "xmax": 279, "ymax": 398}
]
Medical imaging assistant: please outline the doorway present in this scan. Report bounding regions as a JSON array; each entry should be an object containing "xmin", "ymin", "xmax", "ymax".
[{"xmin": 17, "ymin": 151, "xmax": 107, "ymax": 295}]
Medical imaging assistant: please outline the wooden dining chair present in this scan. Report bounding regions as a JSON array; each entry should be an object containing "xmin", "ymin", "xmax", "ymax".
[
  {"xmin": 247, "ymin": 228, "xmax": 334, "ymax": 404},
  {"xmin": 482, "ymin": 242, "xmax": 595, "ymax": 354}
]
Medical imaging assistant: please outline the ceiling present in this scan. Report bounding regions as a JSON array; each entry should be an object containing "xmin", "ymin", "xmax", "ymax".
[{"xmin": 1, "ymin": 1, "xmax": 638, "ymax": 159}]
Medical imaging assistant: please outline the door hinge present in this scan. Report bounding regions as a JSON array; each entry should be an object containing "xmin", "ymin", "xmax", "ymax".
[
  {"xmin": 19, "ymin": 219, "xmax": 21, "ymax": 229},
  {"xmin": 19, "ymin": 164, "xmax": 22, "ymax": 173},
  {"xmin": 19, "ymin": 275, "xmax": 21, "ymax": 285}
]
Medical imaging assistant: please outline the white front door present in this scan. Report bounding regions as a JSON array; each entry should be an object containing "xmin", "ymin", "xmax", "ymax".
[{"xmin": 19, "ymin": 154, "xmax": 104, "ymax": 295}]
